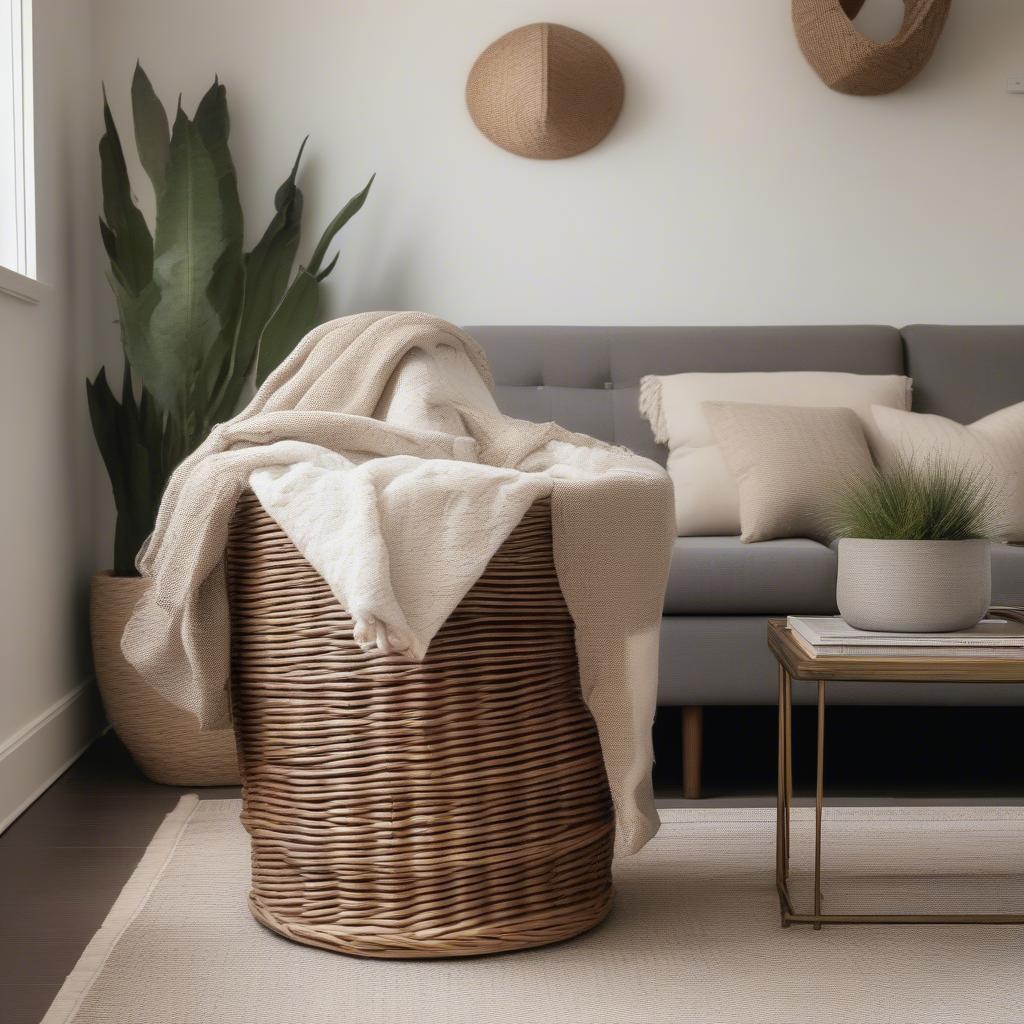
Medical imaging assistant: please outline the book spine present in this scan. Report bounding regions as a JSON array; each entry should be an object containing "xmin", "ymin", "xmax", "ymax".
[
  {"xmin": 797, "ymin": 641, "xmax": 1024, "ymax": 659},
  {"xmin": 812, "ymin": 639, "xmax": 1024, "ymax": 650}
]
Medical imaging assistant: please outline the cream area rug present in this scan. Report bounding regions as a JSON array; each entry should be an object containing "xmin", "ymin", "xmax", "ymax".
[{"xmin": 43, "ymin": 798, "xmax": 1024, "ymax": 1024}]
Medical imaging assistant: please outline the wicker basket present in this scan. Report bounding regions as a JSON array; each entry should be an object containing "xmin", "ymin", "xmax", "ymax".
[
  {"xmin": 90, "ymin": 573, "xmax": 240, "ymax": 786},
  {"xmin": 225, "ymin": 493, "xmax": 614, "ymax": 958}
]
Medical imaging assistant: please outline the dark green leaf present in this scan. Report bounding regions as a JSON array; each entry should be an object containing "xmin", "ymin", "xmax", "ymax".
[
  {"xmin": 193, "ymin": 79, "xmax": 244, "ymax": 425},
  {"xmin": 146, "ymin": 108, "xmax": 234, "ymax": 436},
  {"xmin": 120, "ymin": 357, "xmax": 138, "ymax": 421},
  {"xmin": 87, "ymin": 368, "xmax": 128, "ymax": 505},
  {"xmin": 123, "ymin": 434, "xmax": 155, "ymax": 568},
  {"xmin": 131, "ymin": 63, "xmax": 170, "ymax": 198},
  {"xmin": 107, "ymin": 267, "xmax": 160, "ymax": 403},
  {"xmin": 99, "ymin": 88, "xmax": 153, "ymax": 294},
  {"xmin": 193, "ymin": 79, "xmax": 241, "ymax": 242},
  {"xmin": 213, "ymin": 139, "xmax": 306, "ymax": 420},
  {"xmin": 99, "ymin": 218, "xmax": 117, "ymax": 262},
  {"xmin": 254, "ymin": 267, "xmax": 320, "ymax": 386},
  {"xmin": 275, "ymin": 136, "xmax": 307, "ymax": 210},
  {"xmin": 88, "ymin": 364, "xmax": 176, "ymax": 576},
  {"xmin": 315, "ymin": 251, "xmax": 339, "ymax": 282},
  {"xmin": 251, "ymin": 171, "xmax": 373, "ymax": 385},
  {"xmin": 306, "ymin": 173, "xmax": 374, "ymax": 276},
  {"xmin": 87, "ymin": 367, "xmax": 143, "ymax": 575}
]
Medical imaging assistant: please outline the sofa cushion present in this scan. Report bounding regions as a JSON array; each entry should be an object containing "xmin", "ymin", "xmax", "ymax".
[
  {"xmin": 871, "ymin": 402, "xmax": 1024, "ymax": 542},
  {"xmin": 665, "ymin": 536, "xmax": 838, "ymax": 615},
  {"xmin": 639, "ymin": 371, "xmax": 910, "ymax": 536},
  {"xmin": 470, "ymin": 325, "xmax": 905, "ymax": 466},
  {"xmin": 993, "ymin": 544, "xmax": 1024, "ymax": 606},
  {"xmin": 704, "ymin": 402, "xmax": 875, "ymax": 544},
  {"xmin": 665, "ymin": 538, "xmax": 1023, "ymax": 618}
]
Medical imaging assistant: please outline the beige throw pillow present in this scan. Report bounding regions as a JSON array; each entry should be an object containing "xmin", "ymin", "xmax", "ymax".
[
  {"xmin": 703, "ymin": 402, "xmax": 875, "ymax": 544},
  {"xmin": 871, "ymin": 402, "xmax": 1024, "ymax": 542},
  {"xmin": 638, "ymin": 371, "xmax": 911, "ymax": 536}
]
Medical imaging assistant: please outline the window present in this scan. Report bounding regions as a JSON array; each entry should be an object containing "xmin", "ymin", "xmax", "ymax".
[{"xmin": 0, "ymin": 0, "xmax": 33, "ymax": 280}]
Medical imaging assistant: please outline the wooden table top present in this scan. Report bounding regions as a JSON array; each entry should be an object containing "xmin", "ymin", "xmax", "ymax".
[{"xmin": 767, "ymin": 610, "xmax": 1024, "ymax": 683}]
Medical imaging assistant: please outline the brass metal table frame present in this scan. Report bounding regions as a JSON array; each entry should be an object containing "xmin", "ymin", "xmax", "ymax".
[{"xmin": 769, "ymin": 611, "xmax": 1024, "ymax": 928}]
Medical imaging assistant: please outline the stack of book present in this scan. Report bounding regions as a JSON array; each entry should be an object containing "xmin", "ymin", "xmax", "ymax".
[{"xmin": 786, "ymin": 613, "xmax": 1024, "ymax": 659}]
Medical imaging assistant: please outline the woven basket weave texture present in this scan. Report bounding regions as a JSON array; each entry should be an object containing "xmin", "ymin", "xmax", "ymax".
[
  {"xmin": 466, "ymin": 22, "xmax": 624, "ymax": 159},
  {"xmin": 90, "ymin": 573, "xmax": 239, "ymax": 786},
  {"xmin": 226, "ymin": 494, "xmax": 615, "ymax": 958},
  {"xmin": 793, "ymin": 0, "xmax": 951, "ymax": 95}
]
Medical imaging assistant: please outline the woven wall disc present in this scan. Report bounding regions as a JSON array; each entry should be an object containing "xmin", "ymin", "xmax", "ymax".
[
  {"xmin": 466, "ymin": 23, "xmax": 624, "ymax": 159},
  {"xmin": 793, "ymin": 0, "xmax": 952, "ymax": 96}
]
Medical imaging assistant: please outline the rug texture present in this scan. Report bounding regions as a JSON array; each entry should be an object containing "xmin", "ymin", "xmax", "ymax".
[{"xmin": 42, "ymin": 798, "xmax": 1024, "ymax": 1024}]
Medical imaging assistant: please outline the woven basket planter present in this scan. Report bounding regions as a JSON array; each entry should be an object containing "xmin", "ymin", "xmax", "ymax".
[
  {"xmin": 225, "ymin": 493, "xmax": 615, "ymax": 958},
  {"xmin": 90, "ymin": 573, "xmax": 240, "ymax": 786}
]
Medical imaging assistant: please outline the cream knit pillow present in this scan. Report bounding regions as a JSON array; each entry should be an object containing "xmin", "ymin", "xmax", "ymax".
[
  {"xmin": 703, "ymin": 402, "xmax": 875, "ymax": 543},
  {"xmin": 871, "ymin": 402, "xmax": 1024, "ymax": 542},
  {"xmin": 638, "ymin": 371, "xmax": 911, "ymax": 536}
]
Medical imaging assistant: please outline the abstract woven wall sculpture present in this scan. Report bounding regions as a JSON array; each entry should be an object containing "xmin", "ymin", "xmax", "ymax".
[
  {"xmin": 466, "ymin": 23, "xmax": 624, "ymax": 159},
  {"xmin": 793, "ymin": 0, "xmax": 952, "ymax": 95}
]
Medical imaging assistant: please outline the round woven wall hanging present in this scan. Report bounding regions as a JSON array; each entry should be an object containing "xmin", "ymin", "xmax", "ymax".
[
  {"xmin": 793, "ymin": 0, "xmax": 952, "ymax": 95},
  {"xmin": 466, "ymin": 23, "xmax": 624, "ymax": 159}
]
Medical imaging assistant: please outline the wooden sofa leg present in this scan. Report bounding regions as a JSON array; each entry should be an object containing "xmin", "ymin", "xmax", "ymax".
[{"xmin": 682, "ymin": 706, "xmax": 703, "ymax": 799}]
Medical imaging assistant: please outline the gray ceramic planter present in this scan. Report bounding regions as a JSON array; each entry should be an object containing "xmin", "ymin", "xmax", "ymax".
[{"xmin": 836, "ymin": 538, "xmax": 991, "ymax": 633}]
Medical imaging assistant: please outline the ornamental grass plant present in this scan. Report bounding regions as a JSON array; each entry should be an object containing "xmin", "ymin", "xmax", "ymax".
[{"xmin": 829, "ymin": 453, "xmax": 1003, "ymax": 543}]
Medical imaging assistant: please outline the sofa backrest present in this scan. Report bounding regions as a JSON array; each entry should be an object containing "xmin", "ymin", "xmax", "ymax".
[
  {"xmin": 466, "ymin": 325, "xmax": 904, "ymax": 463},
  {"xmin": 901, "ymin": 325, "xmax": 1024, "ymax": 424}
]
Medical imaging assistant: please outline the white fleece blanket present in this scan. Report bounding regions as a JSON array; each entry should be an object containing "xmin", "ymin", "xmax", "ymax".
[{"xmin": 122, "ymin": 312, "xmax": 675, "ymax": 855}]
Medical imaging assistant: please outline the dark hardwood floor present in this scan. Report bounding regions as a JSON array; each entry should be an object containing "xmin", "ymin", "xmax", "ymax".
[
  {"xmin": 3, "ymin": 706, "xmax": 1023, "ymax": 1023},
  {"xmin": 0, "ymin": 733, "xmax": 239, "ymax": 1024}
]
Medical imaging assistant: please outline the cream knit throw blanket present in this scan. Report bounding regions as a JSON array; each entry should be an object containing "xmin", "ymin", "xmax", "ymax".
[{"xmin": 122, "ymin": 311, "xmax": 674, "ymax": 855}]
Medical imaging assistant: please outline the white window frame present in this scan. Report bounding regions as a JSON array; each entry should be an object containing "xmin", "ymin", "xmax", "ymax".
[{"xmin": 0, "ymin": 0, "xmax": 39, "ymax": 303}]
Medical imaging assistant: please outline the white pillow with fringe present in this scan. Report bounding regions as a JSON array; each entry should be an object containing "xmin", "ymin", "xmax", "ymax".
[{"xmin": 639, "ymin": 371, "xmax": 911, "ymax": 536}]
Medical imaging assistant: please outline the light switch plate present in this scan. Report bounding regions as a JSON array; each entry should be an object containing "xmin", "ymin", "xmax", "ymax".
[{"xmin": 1008, "ymin": 75, "xmax": 1024, "ymax": 93}]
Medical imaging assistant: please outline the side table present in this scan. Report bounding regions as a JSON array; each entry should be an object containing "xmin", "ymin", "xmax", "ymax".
[{"xmin": 767, "ymin": 610, "xmax": 1024, "ymax": 928}]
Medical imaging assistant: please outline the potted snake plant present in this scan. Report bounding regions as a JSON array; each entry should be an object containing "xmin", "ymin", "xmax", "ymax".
[
  {"xmin": 831, "ymin": 454, "xmax": 1002, "ymax": 633},
  {"xmin": 88, "ymin": 65, "xmax": 373, "ymax": 783}
]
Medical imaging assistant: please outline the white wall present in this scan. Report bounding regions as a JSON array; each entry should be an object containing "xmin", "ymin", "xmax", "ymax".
[
  {"xmin": 0, "ymin": 0, "xmax": 104, "ymax": 830},
  {"xmin": 90, "ymin": 0, "xmax": 1024, "ymax": 333}
]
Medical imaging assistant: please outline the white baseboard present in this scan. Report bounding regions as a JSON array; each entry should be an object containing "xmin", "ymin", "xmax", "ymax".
[{"xmin": 0, "ymin": 680, "xmax": 107, "ymax": 834}]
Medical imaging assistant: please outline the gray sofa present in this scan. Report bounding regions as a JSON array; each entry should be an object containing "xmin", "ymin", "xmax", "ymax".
[{"xmin": 468, "ymin": 324, "xmax": 1024, "ymax": 795}]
